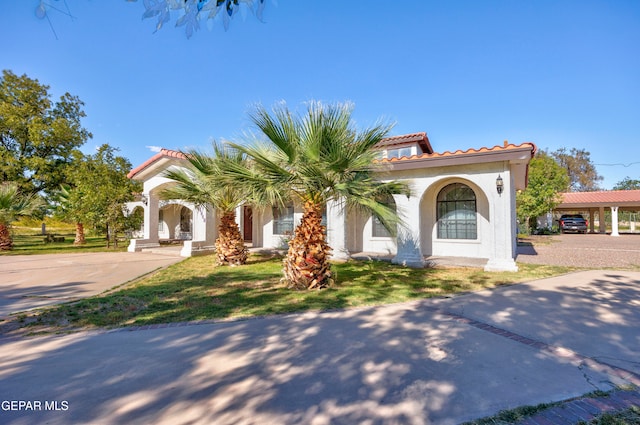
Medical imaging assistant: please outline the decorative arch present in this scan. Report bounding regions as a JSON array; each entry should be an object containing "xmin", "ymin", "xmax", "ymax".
[
  {"xmin": 130, "ymin": 205, "xmax": 145, "ymax": 235},
  {"xmin": 157, "ymin": 202, "xmax": 194, "ymax": 241},
  {"xmin": 419, "ymin": 178, "xmax": 490, "ymax": 257}
]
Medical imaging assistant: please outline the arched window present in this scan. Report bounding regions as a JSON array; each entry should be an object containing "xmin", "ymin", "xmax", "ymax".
[
  {"xmin": 372, "ymin": 196, "xmax": 396, "ymax": 237},
  {"xmin": 437, "ymin": 183, "xmax": 477, "ymax": 239},
  {"xmin": 158, "ymin": 209, "xmax": 164, "ymax": 232},
  {"xmin": 273, "ymin": 205, "xmax": 294, "ymax": 235}
]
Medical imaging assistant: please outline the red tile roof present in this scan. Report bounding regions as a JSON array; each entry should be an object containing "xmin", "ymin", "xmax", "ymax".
[
  {"xmin": 127, "ymin": 148, "xmax": 186, "ymax": 179},
  {"xmin": 376, "ymin": 132, "xmax": 433, "ymax": 154},
  {"xmin": 376, "ymin": 141, "xmax": 536, "ymax": 163},
  {"xmin": 559, "ymin": 190, "xmax": 640, "ymax": 206},
  {"xmin": 128, "ymin": 139, "xmax": 537, "ymax": 180}
]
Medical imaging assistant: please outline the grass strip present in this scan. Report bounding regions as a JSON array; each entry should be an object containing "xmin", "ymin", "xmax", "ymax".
[{"xmin": 3, "ymin": 254, "xmax": 573, "ymax": 335}]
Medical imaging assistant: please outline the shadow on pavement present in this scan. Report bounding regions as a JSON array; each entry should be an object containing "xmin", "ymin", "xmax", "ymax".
[{"xmin": 1, "ymin": 271, "xmax": 638, "ymax": 424}]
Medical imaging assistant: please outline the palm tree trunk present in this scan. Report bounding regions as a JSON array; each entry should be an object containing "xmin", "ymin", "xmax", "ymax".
[
  {"xmin": 283, "ymin": 200, "xmax": 333, "ymax": 290},
  {"xmin": 74, "ymin": 222, "xmax": 86, "ymax": 245},
  {"xmin": 215, "ymin": 210, "xmax": 248, "ymax": 266},
  {"xmin": 0, "ymin": 223, "xmax": 13, "ymax": 251}
]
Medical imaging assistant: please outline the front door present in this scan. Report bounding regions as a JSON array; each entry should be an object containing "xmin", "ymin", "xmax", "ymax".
[{"xmin": 243, "ymin": 206, "xmax": 253, "ymax": 242}]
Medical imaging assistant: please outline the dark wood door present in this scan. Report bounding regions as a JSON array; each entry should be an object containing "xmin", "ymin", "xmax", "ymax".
[{"xmin": 243, "ymin": 206, "xmax": 253, "ymax": 242}]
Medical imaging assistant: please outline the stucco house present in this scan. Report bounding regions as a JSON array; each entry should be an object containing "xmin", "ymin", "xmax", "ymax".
[{"xmin": 126, "ymin": 132, "xmax": 536, "ymax": 272}]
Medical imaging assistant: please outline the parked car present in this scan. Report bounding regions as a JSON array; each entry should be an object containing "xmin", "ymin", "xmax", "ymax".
[{"xmin": 558, "ymin": 214, "xmax": 588, "ymax": 234}]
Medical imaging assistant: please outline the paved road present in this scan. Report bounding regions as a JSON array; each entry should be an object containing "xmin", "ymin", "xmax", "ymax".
[
  {"xmin": 0, "ymin": 252, "xmax": 182, "ymax": 318},
  {"xmin": 1, "ymin": 269, "xmax": 638, "ymax": 425}
]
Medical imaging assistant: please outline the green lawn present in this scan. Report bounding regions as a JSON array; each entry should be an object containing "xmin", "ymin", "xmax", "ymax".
[
  {"xmin": 4, "ymin": 253, "xmax": 574, "ymax": 335},
  {"xmin": 1, "ymin": 233, "xmax": 128, "ymax": 255},
  {"xmin": 1, "ymin": 219, "xmax": 128, "ymax": 255}
]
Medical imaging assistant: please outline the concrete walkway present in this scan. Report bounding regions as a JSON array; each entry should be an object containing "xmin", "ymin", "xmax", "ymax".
[
  {"xmin": 0, "ymin": 252, "xmax": 182, "ymax": 318},
  {"xmin": 1, "ymin": 269, "xmax": 638, "ymax": 424}
]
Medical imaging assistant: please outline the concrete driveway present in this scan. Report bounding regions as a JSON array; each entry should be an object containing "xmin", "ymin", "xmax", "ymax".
[
  {"xmin": 517, "ymin": 233, "xmax": 640, "ymax": 268},
  {"xmin": 1, "ymin": 269, "xmax": 638, "ymax": 425},
  {"xmin": 0, "ymin": 252, "xmax": 182, "ymax": 318}
]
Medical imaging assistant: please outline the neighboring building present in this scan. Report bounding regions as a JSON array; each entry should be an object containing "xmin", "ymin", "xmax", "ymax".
[
  {"xmin": 126, "ymin": 133, "xmax": 536, "ymax": 272},
  {"xmin": 554, "ymin": 190, "xmax": 640, "ymax": 235}
]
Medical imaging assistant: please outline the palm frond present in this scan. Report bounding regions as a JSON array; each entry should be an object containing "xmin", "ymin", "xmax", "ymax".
[
  {"xmin": 249, "ymin": 103, "xmax": 299, "ymax": 164},
  {"xmin": 160, "ymin": 142, "xmax": 248, "ymax": 213},
  {"xmin": 0, "ymin": 183, "xmax": 44, "ymax": 225},
  {"xmin": 342, "ymin": 179, "xmax": 412, "ymax": 237}
]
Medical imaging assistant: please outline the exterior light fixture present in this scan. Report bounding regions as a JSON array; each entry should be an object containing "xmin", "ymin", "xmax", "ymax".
[
  {"xmin": 496, "ymin": 175, "xmax": 504, "ymax": 195},
  {"xmin": 141, "ymin": 194, "xmax": 148, "ymax": 206}
]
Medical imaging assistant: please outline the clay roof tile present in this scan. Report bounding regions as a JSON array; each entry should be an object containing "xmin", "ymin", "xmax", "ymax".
[{"xmin": 127, "ymin": 148, "xmax": 186, "ymax": 179}]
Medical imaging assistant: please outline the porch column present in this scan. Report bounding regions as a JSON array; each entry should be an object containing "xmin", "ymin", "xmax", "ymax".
[
  {"xmin": 181, "ymin": 205, "xmax": 215, "ymax": 257},
  {"xmin": 611, "ymin": 206, "xmax": 620, "ymax": 237},
  {"xmin": 588, "ymin": 209, "xmax": 596, "ymax": 233},
  {"xmin": 326, "ymin": 198, "xmax": 350, "ymax": 261},
  {"xmin": 392, "ymin": 194, "xmax": 425, "ymax": 268},
  {"xmin": 485, "ymin": 173, "xmax": 518, "ymax": 272},
  {"xmin": 599, "ymin": 207, "xmax": 606, "ymax": 233}
]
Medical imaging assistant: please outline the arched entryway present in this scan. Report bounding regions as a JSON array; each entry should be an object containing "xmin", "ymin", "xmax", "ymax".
[
  {"xmin": 158, "ymin": 203, "xmax": 193, "ymax": 241},
  {"xmin": 420, "ymin": 178, "xmax": 490, "ymax": 258},
  {"xmin": 128, "ymin": 205, "xmax": 145, "ymax": 239}
]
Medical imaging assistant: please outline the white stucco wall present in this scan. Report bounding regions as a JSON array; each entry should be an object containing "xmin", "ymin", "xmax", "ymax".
[
  {"xmin": 362, "ymin": 216, "xmax": 397, "ymax": 255},
  {"xmin": 251, "ymin": 160, "xmax": 517, "ymax": 269},
  {"xmin": 128, "ymin": 145, "xmax": 527, "ymax": 269},
  {"xmin": 257, "ymin": 203, "xmax": 304, "ymax": 249}
]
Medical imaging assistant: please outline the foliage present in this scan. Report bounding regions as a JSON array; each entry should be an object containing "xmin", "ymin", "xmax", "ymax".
[
  {"xmin": 0, "ymin": 70, "xmax": 92, "ymax": 199},
  {"xmin": 551, "ymin": 147, "xmax": 603, "ymax": 192},
  {"xmin": 2, "ymin": 255, "xmax": 574, "ymax": 333},
  {"xmin": 0, "ymin": 182, "xmax": 45, "ymax": 250},
  {"xmin": 517, "ymin": 151, "xmax": 569, "ymax": 233},
  {"xmin": 223, "ymin": 101, "xmax": 410, "ymax": 289},
  {"xmin": 161, "ymin": 143, "xmax": 249, "ymax": 265},
  {"xmin": 127, "ymin": 0, "xmax": 266, "ymax": 37},
  {"xmin": 56, "ymin": 183, "xmax": 88, "ymax": 245},
  {"xmin": 613, "ymin": 176, "xmax": 640, "ymax": 190},
  {"xmin": 64, "ymin": 145, "xmax": 140, "ymax": 247}
]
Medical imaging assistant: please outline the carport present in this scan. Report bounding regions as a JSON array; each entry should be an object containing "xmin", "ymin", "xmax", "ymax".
[{"xmin": 555, "ymin": 189, "xmax": 640, "ymax": 236}]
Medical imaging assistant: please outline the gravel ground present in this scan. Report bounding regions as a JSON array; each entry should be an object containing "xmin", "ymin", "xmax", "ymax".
[{"xmin": 517, "ymin": 233, "xmax": 640, "ymax": 269}]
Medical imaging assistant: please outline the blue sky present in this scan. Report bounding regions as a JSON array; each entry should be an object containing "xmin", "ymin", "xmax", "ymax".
[{"xmin": 2, "ymin": 1, "xmax": 639, "ymax": 189}]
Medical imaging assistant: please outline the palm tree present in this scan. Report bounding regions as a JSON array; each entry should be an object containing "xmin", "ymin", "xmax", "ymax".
[
  {"xmin": 223, "ymin": 101, "xmax": 411, "ymax": 289},
  {"xmin": 161, "ymin": 143, "xmax": 249, "ymax": 266},
  {"xmin": 0, "ymin": 182, "xmax": 44, "ymax": 250}
]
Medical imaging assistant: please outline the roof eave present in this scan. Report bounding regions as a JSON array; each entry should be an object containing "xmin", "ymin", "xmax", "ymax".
[
  {"xmin": 379, "ymin": 144, "xmax": 535, "ymax": 172},
  {"xmin": 127, "ymin": 149, "xmax": 187, "ymax": 180}
]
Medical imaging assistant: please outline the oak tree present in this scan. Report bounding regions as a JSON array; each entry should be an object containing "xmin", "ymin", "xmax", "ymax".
[
  {"xmin": 516, "ymin": 150, "xmax": 570, "ymax": 233},
  {"xmin": 0, "ymin": 70, "xmax": 92, "ymax": 199},
  {"xmin": 551, "ymin": 147, "xmax": 602, "ymax": 192},
  {"xmin": 613, "ymin": 177, "xmax": 640, "ymax": 190}
]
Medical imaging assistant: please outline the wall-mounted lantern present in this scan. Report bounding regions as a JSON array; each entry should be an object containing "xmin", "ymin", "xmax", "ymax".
[
  {"xmin": 141, "ymin": 194, "xmax": 148, "ymax": 206},
  {"xmin": 496, "ymin": 175, "xmax": 504, "ymax": 195}
]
